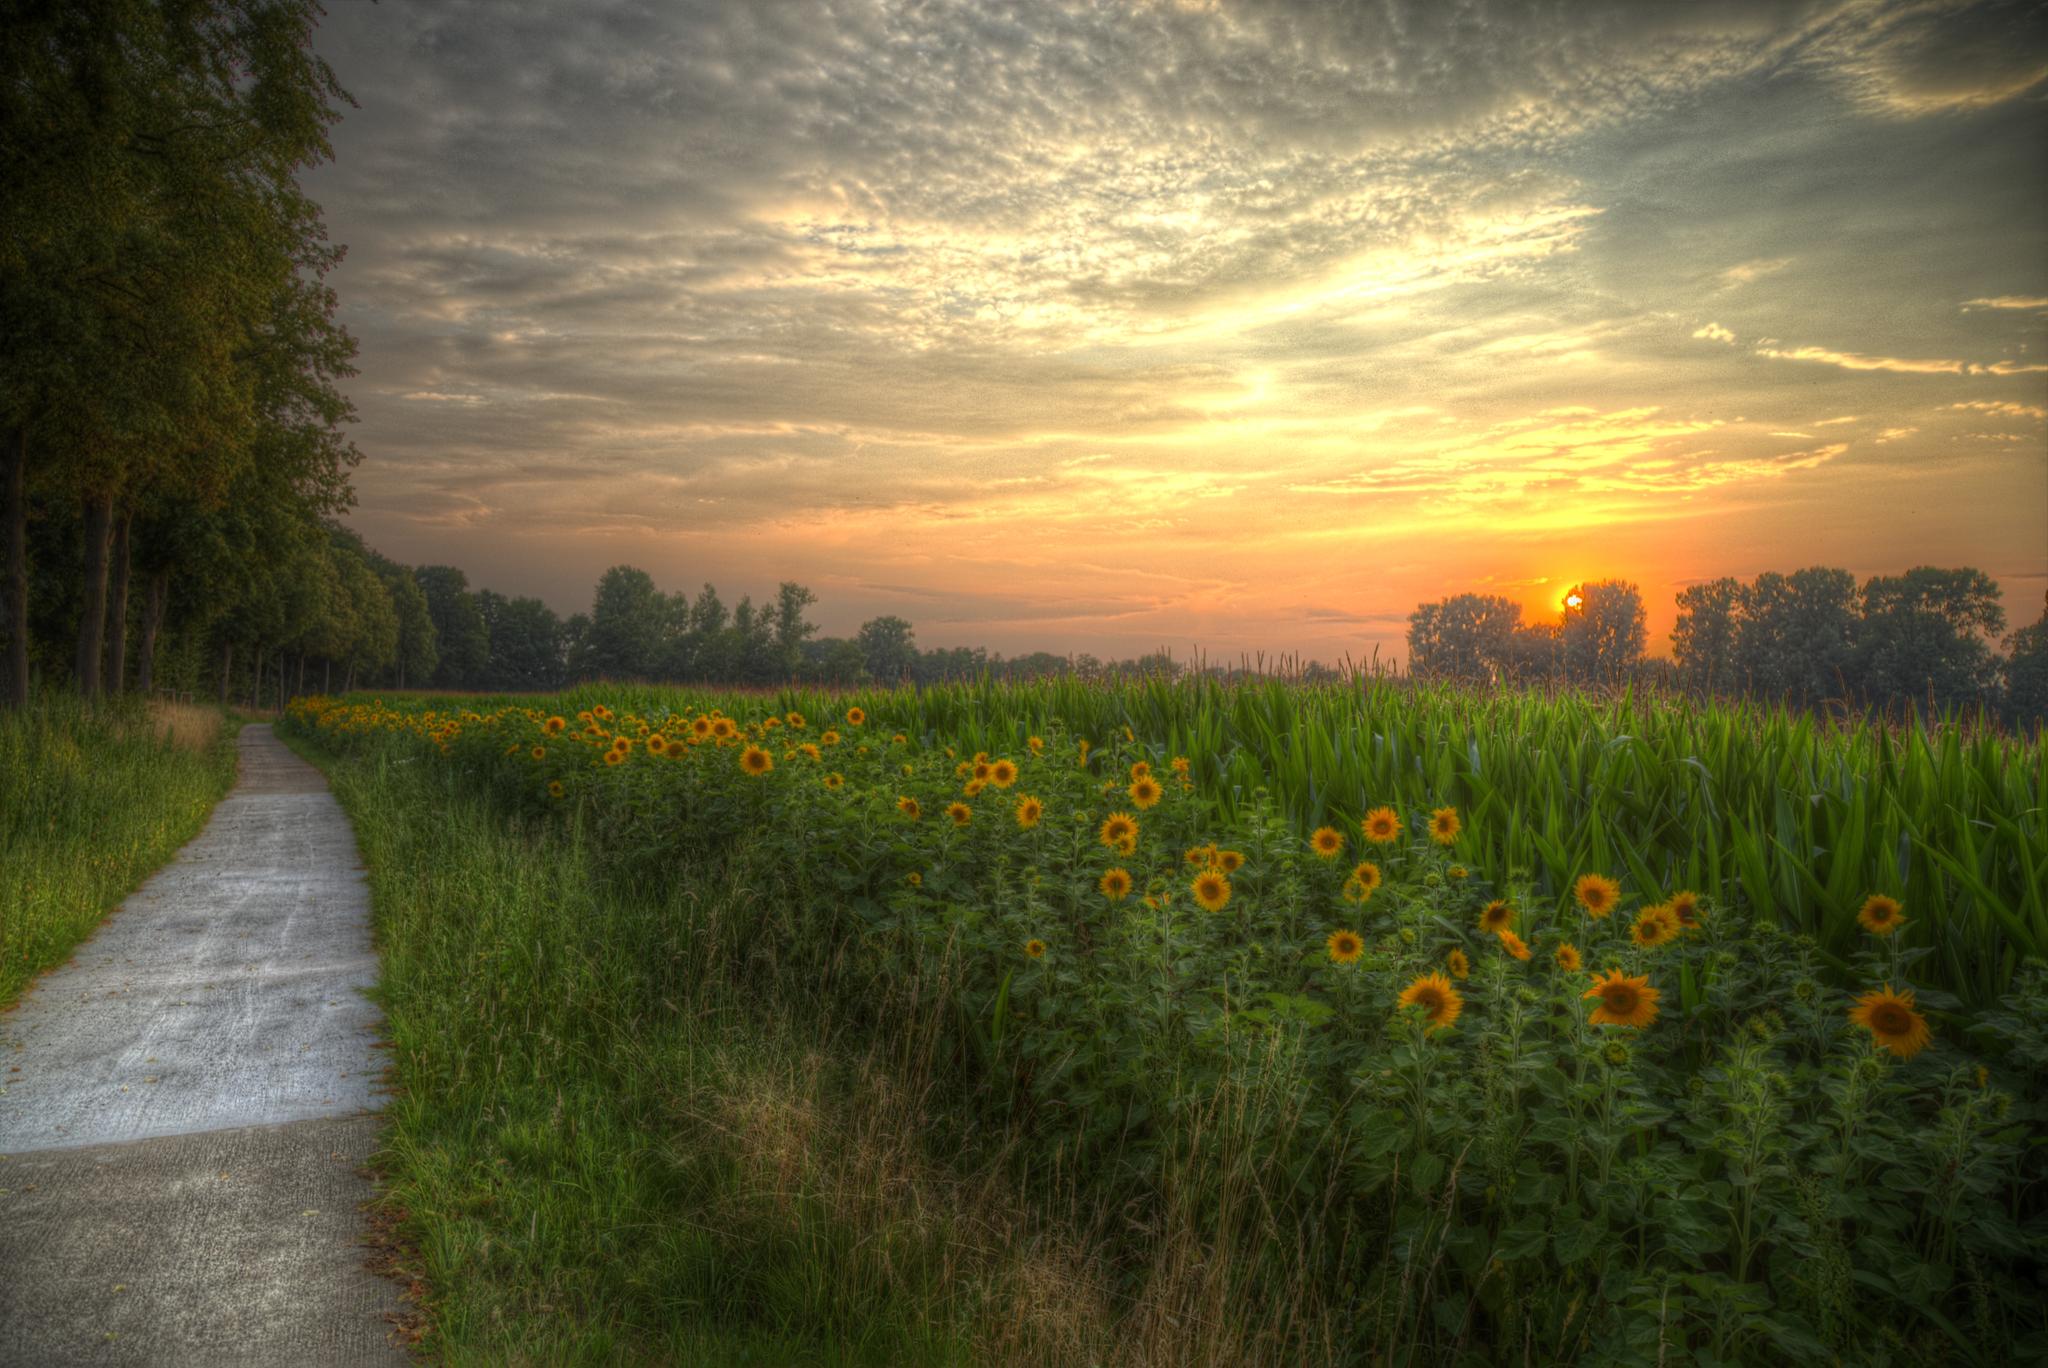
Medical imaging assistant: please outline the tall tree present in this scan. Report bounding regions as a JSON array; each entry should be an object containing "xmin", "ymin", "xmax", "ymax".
[
  {"xmin": 857, "ymin": 615, "xmax": 918, "ymax": 683},
  {"xmin": 1734, "ymin": 568, "xmax": 1859, "ymax": 704},
  {"xmin": 1854, "ymin": 566, "xmax": 2006, "ymax": 714},
  {"xmin": 1560, "ymin": 580, "xmax": 1647, "ymax": 685},
  {"xmin": 1672, "ymin": 578, "xmax": 1741, "ymax": 693},
  {"xmin": 380, "ymin": 565, "xmax": 437, "ymax": 689},
  {"xmin": 414, "ymin": 565, "xmax": 490, "ymax": 688},
  {"xmin": 2003, "ymin": 595, "xmax": 2048, "ymax": 728},
  {"xmin": 1407, "ymin": 593, "xmax": 1523, "ymax": 681},
  {"xmin": 580, "ymin": 565, "xmax": 667, "ymax": 680}
]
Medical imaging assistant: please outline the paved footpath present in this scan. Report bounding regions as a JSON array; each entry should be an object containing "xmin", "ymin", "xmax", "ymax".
[{"xmin": 0, "ymin": 724, "xmax": 406, "ymax": 1365}]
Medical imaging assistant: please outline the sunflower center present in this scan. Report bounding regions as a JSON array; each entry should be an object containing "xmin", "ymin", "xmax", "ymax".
[
  {"xmin": 1870, "ymin": 1004, "xmax": 1911, "ymax": 1034},
  {"xmin": 1601, "ymin": 985, "xmax": 1638, "ymax": 1011}
]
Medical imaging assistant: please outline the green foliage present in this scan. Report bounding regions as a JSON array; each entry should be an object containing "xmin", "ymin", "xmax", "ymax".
[
  {"xmin": 286, "ymin": 686, "xmax": 2048, "ymax": 1362},
  {"xmin": 0, "ymin": 692, "xmax": 236, "ymax": 1007}
]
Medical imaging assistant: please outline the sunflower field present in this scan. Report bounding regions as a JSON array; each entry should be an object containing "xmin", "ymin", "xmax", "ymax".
[{"xmin": 283, "ymin": 680, "xmax": 2048, "ymax": 1363}]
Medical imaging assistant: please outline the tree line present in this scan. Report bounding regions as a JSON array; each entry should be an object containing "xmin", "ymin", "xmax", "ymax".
[{"xmin": 1407, "ymin": 572, "xmax": 2048, "ymax": 723}]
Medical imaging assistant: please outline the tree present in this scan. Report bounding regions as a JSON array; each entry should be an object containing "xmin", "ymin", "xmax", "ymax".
[
  {"xmin": 487, "ymin": 596, "xmax": 565, "ymax": 691},
  {"xmin": 1560, "ymin": 580, "xmax": 1647, "ymax": 685},
  {"xmin": 771, "ymin": 582, "xmax": 818, "ymax": 680},
  {"xmin": 580, "ymin": 565, "xmax": 667, "ymax": 680},
  {"xmin": 1733, "ymin": 568, "xmax": 1858, "ymax": 704},
  {"xmin": 1854, "ymin": 567, "xmax": 2005, "ymax": 714},
  {"xmin": 1407, "ymin": 594, "xmax": 1523, "ymax": 681},
  {"xmin": 381, "ymin": 566, "xmax": 437, "ymax": 689},
  {"xmin": 2003, "ymin": 595, "xmax": 2048, "ymax": 728},
  {"xmin": 414, "ymin": 565, "xmax": 489, "ymax": 688},
  {"xmin": 1672, "ymin": 578, "xmax": 1741, "ymax": 692},
  {"xmin": 857, "ymin": 615, "xmax": 919, "ymax": 683}
]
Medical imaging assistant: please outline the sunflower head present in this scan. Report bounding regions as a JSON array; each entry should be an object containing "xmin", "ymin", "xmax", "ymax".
[
  {"xmin": 1397, "ymin": 972, "xmax": 1464, "ymax": 1033},
  {"xmin": 1028, "ymin": 736, "xmax": 1044, "ymax": 754},
  {"xmin": 547, "ymin": 780, "xmax": 565, "ymax": 799},
  {"xmin": 785, "ymin": 711, "xmax": 805, "ymax": 729},
  {"xmin": 1479, "ymin": 900, "xmax": 1515, "ymax": 934},
  {"xmin": 1100, "ymin": 868, "xmax": 1133, "ymax": 900},
  {"xmin": 823, "ymin": 772, "xmax": 844, "ymax": 790},
  {"xmin": 646, "ymin": 734, "xmax": 667, "ymax": 754},
  {"xmin": 1130, "ymin": 761, "xmax": 1152, "ymax": 780},
  {"xmin": 603, "ymin": 749, "xmax": 624, "ymax": 767},
  {"xmin": 1668, "ymin": 890, "xmax": 1702, "ymax": 928},
  {"xmin": 1857, "ymin": 894, "xmax": 1906, "ymax": 937},
  {"xmin": 946, "ymin": 801, "xmax": 972, "ymax": 826},
  {"xmin": 1024, "ymin": 938, "xmax": 1047, "ymax": 959},
  {"xmin": 846, "ymin": 707, "xmax": 865, "ymax": 726},
  {"xmin": 1311, "ymin": 826, "xmax": 1345, "ymax": 859},
  {"xmin": 1099, "ymin": 813, "xmax": 1138, "ymax": 849},
  {"xmin": 1215, "ymin": 849, "xmax": 1245, "ymax": 874},
  {"xmin": 531, "ymin": 745, "xmax": 546, "ymax": 760},
  {"xmin": 1351, "ymin": 861, "xmax": 1383, "ymax": 895},
  {"xmin": 1446, "ymin": 947, "xmax": 1471, "ymax": 980},
  {"xmin": 613, "ymin": 735, "xmax": 632, "ymax": 754},
  {"xmin": 1496, "ymin": 929, "xmax": 1531, "ymax": 961},
  {"xmin": 1015, "ymin": 795, "xmax": 1043, "ymax": 829},
  {"xmin": 1575, "ymin": 873, "xmax": 1622, "ymax": 918},
  {"xmin": 1192, "ymin": 870, "xmax": 1232, "ymax": 912},
  {"xmin": 991, "ymin": 759, "xmax": 1018, "ymax": 787},
  {"xmin": 1185, "ymin": 844, "xmax": 1217, "ymax": 866},
  {"xmin": 820, "ymin": 730, "xmax": 840, "ymax": 747},
  {"xmin": 1583, "ymin": 969, "xmax": 1661, "ymax": 1028},
  {"xmin": 1631, "ymin": 905, "xmax": 1679, "ymax": 948},
  {"xmin": 1429, "ymin": 806, "xmax": 1462, "ymax": 845},
  {"xmin": 740, "ymin": 745, "xmax": 773, "ymax": 775},
  {"xmin": 710, "ymin": 717, "xmax": 735, "ymax": 740},
  {"xmin": 1849, "ymin": 984, "xmax": 1931, "ymax": 1058},
  {"xmin": 1327, "ymin": 929, "xmax": 1364, "ymax": 964},
  {"xmin": 1555, "ymin": 942, "xmax": 1582, "ymax": 973},
  {"xmin": 692, "ymin": 716, "xmax": 713, "ymax": 738},
  {"xmin": 898, "ymin": 796, "xmax": 922, "ymax": 820},
  {"xmin": 1362, "ymin": 806, "xmax": 1401, "ymax": 843},
  {"xmin": 1130, "ymin": 776, "xmax": 1164, "ymax": 809},
  {"xmin": 545, "ymin": 716, "xmax": 566, "ymax": 735}
]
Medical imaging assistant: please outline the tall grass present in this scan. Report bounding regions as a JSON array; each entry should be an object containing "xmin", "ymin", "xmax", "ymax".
[
  {"xmin": 400, "ymin": 675, "xmax": 2045, "ymax": 1006},
  {"xmin": 0, "ymin": 693, "xmax": 239, "ymax": 1008}
]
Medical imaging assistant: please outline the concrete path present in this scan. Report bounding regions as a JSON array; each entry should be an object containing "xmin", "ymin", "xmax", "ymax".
[{"xmin": 0, "ymin": 724, "xmax": 406, "ymax": 1365}]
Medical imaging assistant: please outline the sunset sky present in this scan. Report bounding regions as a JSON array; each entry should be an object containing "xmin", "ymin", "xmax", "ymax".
[{"xmin": 306, "ymin": 0, "xmax": 2048, "ymax": 665}]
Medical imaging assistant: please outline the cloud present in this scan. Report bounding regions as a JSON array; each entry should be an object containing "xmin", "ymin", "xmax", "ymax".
[
  {"xmin": 1751, "ymin": 343, "xmax": 2048, "ymax": 376},
  {"xmin": 1949, "ymin": 400, "xmax": 2048, "ymax": 419},
  {"xmin": 1692, "ymin": 321, "xmax": 1737, "ymax": 344},
  {"xmin": 1964, "ymin": 295, "xmax": 2048, "ymax": 311}
]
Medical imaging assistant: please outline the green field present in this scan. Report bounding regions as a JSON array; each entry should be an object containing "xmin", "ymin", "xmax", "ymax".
[{"xmin": 284, "ymin": 678, "xmax": 2048, "ymax": 1364}]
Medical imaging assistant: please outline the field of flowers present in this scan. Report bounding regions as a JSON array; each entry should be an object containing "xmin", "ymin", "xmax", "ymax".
[{"xmin": 285, "ymin": 680, "xmax": 2047, "ymax": 1363}]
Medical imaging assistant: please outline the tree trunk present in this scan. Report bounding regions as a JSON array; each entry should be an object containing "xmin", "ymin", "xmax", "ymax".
[
  {"xmin": 2, "ymin": 426, "xmax": 27, "ymax": 709},
  {"xmin": 344, "ymin": 661, "xmax": 355, "ymax": 693},
  {"xmin": 296, "ymin": 652, "xmax": 305, "ymax": 698},
  {"xmin": 323, "ymin": 657, "xmax": 331, "ymax": 693},
  {"xmin": 218, "ymin": 638, "xmax": 233, "ymax": 704},
  {"xmin": 137, "ymin": 570, "xmax": 168, "ymax": 694},
  {"xmin": 103, "ymin": 508, "xmax": 132, "ymax": 692},
  {"xmin": 248, "ymin": 644, "xmax": 263, "ymax": 710},
  {"xmin": 74, "ymin": 491, "xmax": 115, "ymax": 697}
]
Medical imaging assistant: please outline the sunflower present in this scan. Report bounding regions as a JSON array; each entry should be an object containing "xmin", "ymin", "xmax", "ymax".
[
  {"xmin": 1327, "ymin": 929, "xmax": 1365, "ymax": 964},
  {"xmin": 846, "ymin": 707, "xmax": 865, "ymax": 726},
  {"xmin": 1857, "ymin": 894, "xmax": 1906, "ymax": 937},
  {"xmin": 1350, "ymin": 861, "xmax": 1383, "ymax": 897},
  {"xmin": 1100, "ymin": 868, "xmax": 1133, "ymax": 901},
  {"xmin": 1631, "ymin": 905, "xmax": 1681, "ymax": 949},
  {"xmin": 990, "ymin": 759, "xmax": 1018, "ymax": 787},
  {"xmin": 1215, "ymin": 849, "xmax": 1245, "ymax": 874},
  {"xmin": 820, "ymin": 730, "xmax": 841, "ymax": 747},
  {"xmin": 891, "ymin": 732, "xmax": 907, "ymax": 744},
  {"xmin": 603, "ymin": 749, "xmax": 624, "ymax": 767},
  {"xmin": 1015, "ymin": 795, "xmax": 1043, "ymax": 829},
  {"xmin": 1667, "ymin": 890, "xmax": 1702, "ymax": 929},
  {"xmin": 906, "ymin": 871, "xmax": 922, "ymax": 886},
  {"xmin": 1171, "ymin": 756, "xmax": 1190, "ymax": 775},
  {"xmin": 1397, "ymin": 972, "xmax": 1464, "ymax": 1033},
  {"xmin": 1362, "ymin": 806, "xmax": 1401, "ymax": 843},
  {"xmin": 1131, "ymin": 761, "xmax": 1152, "ymax": 780},
  {"xmin": 1028, "ymin": 736, "xmax": 1044, "ymax": 754},
  {"xmin": 823, "ymin": 772, "xmax": 844, "ymax": 790},
  {"xmin": 1024, "ymin": 938, "xmax": 1047, "ymax": 959},
  {"xmin": 692, "ymin": 716, "xmax": 713, "ymax": 738},
  {"xmin": 593, "ymin": 705, "xmax": 613, "ymax": 721},
  {"xmin": 898, "ymin": 796, "xmax": 922, "ymax": 820},
  {"xmin": 647, "ymin": 734, "xmax": 667, "ymax": 754},
  {"xmin": 947, "ymin": 801, "xmax": 972, "ymax": 826},
  {"xmin": 1099, "ymin": 813, "xmax": 1139, "ymax": 850},
  {"xmin": 1446, "ymin": 947, "xmax": 1471, "ymax": 980},
  {"xmin": 740, "ymin": 745, "xmax": 773, "ymax": 775},
  {"xmin": 1425, "ymin": 806, "xmax": 1460, "ymax": 845},
  {"xmin": 531, "ymin": 745, "xmax": 547, "ymax": 761},
  {"xmin": 1185, "ymin": 844, "xmax": 1218, "ymax": 866},
  {"xmin": 1130, "ymin": 776, "xmax": 1164, "ymax": 809},
  {"xmin": 1575, "ymin": 873, "xmax": 1622, "ymax": 918},
  {"xmin": 1310, "ymin": 826, "xmax": 1345, "ymax": 859},
  {"xmin": 710, "ymin": 717, "xmax": 736, "ymax": 740},
  {"xmin": 1848, "ymin": 984, "xmax": 1930, "ymax": 1058},
  {"xmin": 964, "ymin": 779, "xmax": 987, "ymax": 797},
  {"xmin": 1584, "ymin": 969, "xmax": 1660, "ymax": 1028},
  {"xmin": 544, "ymin": 716, "xmax": 566, "ymax": 735},
  {"xmin": 798, "ymin": 742, "xmax": 822, "ymax": 761},
  {"xmin": 577, "ymin": 710, "xmax": 594, "ymax": 724},
  {"xmin": 1555, "ymin": 942, "xmax": 1582, "ymax": 973},
  {"xmin": 547, "ymin": 780, "xmax": 565, "ymax": 799},
  {"xmin": 1479, "ymin": 900, "xmax": 1515, "ymax": 934},
  {"xmin": 1192, "ymin": 870, "xmax": 1232, "ymax": 912},
  {"xmin": 786, "ymin": 711, "xmax": 805, "ymax": 728},
  {"xmin": 1340, "ymin": 876, "xmax": 1368, "ymax": 904},
  {"xmin": 613, "ymin": 735, "xmax": 632, "ymax": 754},
  {"xmin": 1496, "ymin": 929, "xmax": 1531, "ymax": 961}
]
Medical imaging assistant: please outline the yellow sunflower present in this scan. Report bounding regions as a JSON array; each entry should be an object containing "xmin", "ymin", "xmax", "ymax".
[
  {"xmin": 531, "ymin": 745, "xmax": 546, "ymax": 760},
  {"xmin": 1667, "ymin": 890, "xmax": 1703, "ymax": 929},
  {"xmin": 1631, "ymin": 905, "xmax": 1680, "ymax": 949},
  {"xmin": 1015, "ymin": 795, "xmax": 1043, "ymax": 829},
  {"xmin": 691, "ymin": 716, "xmax": 713, "ymax": 738},
  {"xmin": 786, "ymin": 711, "xmax": 805, "ymax": 728},
  {"xmin": 1397, "ymin": 972, "xmax": 1464, "ymax": 1033},
  {"xmin": 946, "ymin": 801, "xmax": 972, "ymax": 826},
  {"xmin": 1857, "ymin": 894, "xmax": 1906, "ymax": 937},
  {"xmin": 613, "ymin": 735, "xmax": 632, "ymax": 754},
  {"xmin": 710, "ymin": 717, "xmax": 735, "ymax": 740},
  {"xmin": 1311, "ymin": 826, "xmax": 1345, "ymax": 859},
  {"xmin": 740, "ymin": 745, "xmax": 773, "ymax": 775},
  {"xmin": 603, "ymin": 749, "xmax": 624, "ymax": 767},
  {"xmin": 1130, "ymin": 776, "xmax": 1164, "ymax": 809},
  {"xmin": 1028, "ymin": 735, "xmax": 1044, "ymax": 753},
  {"xmin": 1362, "ymin": 806, "xmax": 1401, "ymax": 843},
  {"xmin": 1446, "ymin": 947, "xmax": 1471, "ymax": 980},
  {"xmin": 547, "ymin": 780, "xmax": 565, "ymax": 799},
  {"xmin": 1429, "ymin": 806, "xmax": 1462, "ymax": 845},
  {"xmin": 1351, "ymin": 861, "xmax": 1383, "ymax": 897},
  {"xmin": 1130, "ymin": 761, "xmax": 1152, "ymax": 780},
  {"xmin": 898, "ymin": 796, "xmax": 922, "ymax": 820},
  {"xmin": 1584, "ymin": 969, "xmax": 1660, "ymax": 1028},
  {"xmin": 1185, "ymin": 844, "xmax": 1218, "ymax": 866},
  {"xmin": 1024, "ymin": 938, "xmax": 1047, "ymax": 959},
  {"xmin": 799, "ymin": 742, "xmax": 822, "ymax": 761},
  {"xmin": 990, "ymin": 759, "xmax": 1018, "ymax": 788},
  {"xmin": 1327, "ymin": 929, "xmax": 1365, "ymax": 964},
  {"xmin": 544, "ymin": 716, "xmax": 566, "ymax": 735},
  {"xmin": 820, "ymin": 730, "xmax": 840, "ymax": 746},
  {"xmin": 1496, "ymin": 929, "xmax": 1531, "ymax": 961},
  {"xmin": 1340, "ymin": 876, "xmax": 1367, "ymax": 904},
  {"xmin": 1099, "ymin": 813, "xmax": 1139, "ymax": 850},
  {"xmin": 1479, "ymin": 900, "xmax": 1515, "ymax": 934},
  {"xmin": 1555, "ymin": 942, "xmax": 1582, "ymax": 973},
  {"xmin": 846, "ymin": 707, "xmax": 865, "ymax": 726},
  {"xmin": 1191, "ymin": 870, "xmax": 1232, "ymax": 912},
  {"xmin": 1848, "ymin": 985, "xmax": 1931, "ymax": 1058},
  {"xmin": 647, "ymin": 734, "xmax": 668, "ymax": 754},
  {"xmin": 1575, "ymin": 874, "xmax": 1622, "ymax": 919},
  {"xmin": 823, "ymin": 772, "xmax": 844, "ymax": 790},
  {"xmin": 1215, "ymin": 849, "xmax": 1245, "ymax": 874},
  {"xmin": 964, "ymin": 779, "xmax": 987, "ymax": 797},
  {"xmin": 1100, "ymin": 868, "xmax": 1133, "ymax": 901}
]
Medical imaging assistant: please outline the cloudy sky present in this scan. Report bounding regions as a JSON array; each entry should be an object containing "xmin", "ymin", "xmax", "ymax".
[{"xmin": 306, "ymin": 0, "xmax": 2048, "ymax": 663}]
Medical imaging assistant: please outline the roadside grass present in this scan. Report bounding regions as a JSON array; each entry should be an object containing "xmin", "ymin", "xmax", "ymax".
[
  {"xmin": 306, "ymin": 739, "xmax": 1150, "ymax": 1365},
  {"xmin": 0, "ymin": 693, "xmax": 239, "ymax": 1010}
]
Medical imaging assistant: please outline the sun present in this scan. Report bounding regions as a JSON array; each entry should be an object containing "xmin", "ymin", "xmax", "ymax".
[{"xmin": 1564, "ymin": 590, "xmax": 1584, "ymax": 610}]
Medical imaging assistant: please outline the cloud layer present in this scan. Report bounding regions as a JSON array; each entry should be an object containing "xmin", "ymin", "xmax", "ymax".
[{"xmin": 305, "ymin": 0, "xmax": 2048, "ymax": 659}]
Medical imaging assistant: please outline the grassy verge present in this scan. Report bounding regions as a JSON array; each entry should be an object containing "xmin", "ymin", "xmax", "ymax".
[
  {"xmin": 297, "ymin": 734, "xmax": 1181, "ymax": 1366},
  {"xmin": 0, "ymin": 693, "xmax": 239, "ymax": 1009}
]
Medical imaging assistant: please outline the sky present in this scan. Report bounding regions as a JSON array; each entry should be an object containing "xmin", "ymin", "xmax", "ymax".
[{"xmin": 304, "ymin": 0, "xmax": 2048, "ymax": 666}]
